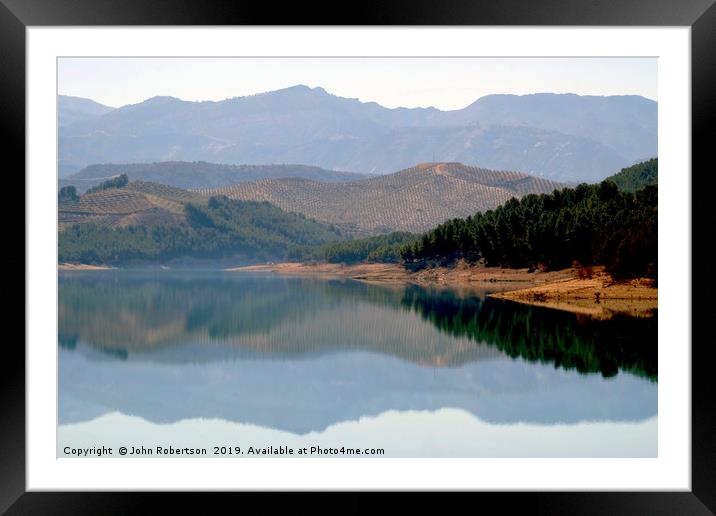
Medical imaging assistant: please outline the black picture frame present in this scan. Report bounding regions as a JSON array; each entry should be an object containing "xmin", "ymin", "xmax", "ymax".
[{"xmin": 5, "ymin": 0, "xmax": 714, "ymax": 512}]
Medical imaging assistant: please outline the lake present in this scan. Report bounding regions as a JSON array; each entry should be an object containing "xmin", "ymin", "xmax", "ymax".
[{"xmin": 58, "ymin": 270, "xmax": 657, "ymax": 457}]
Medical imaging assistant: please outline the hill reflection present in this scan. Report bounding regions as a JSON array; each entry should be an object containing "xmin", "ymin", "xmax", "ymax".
[
  {"xmin": 58, "ymin": 271, "xmax": 657, "ymax": 431},
  {"xmin": 401, "ymin": 287, "xmax": 657, "ymax": 380},
  {"xmin": 59, "ymin": 270, "xmax": 656, "ymax": 378}
]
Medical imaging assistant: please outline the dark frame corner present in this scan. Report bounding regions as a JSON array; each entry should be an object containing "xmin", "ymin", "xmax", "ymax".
[{"xmin": 5, "ymin": 0, "xmax": 714, "ymax": 513}]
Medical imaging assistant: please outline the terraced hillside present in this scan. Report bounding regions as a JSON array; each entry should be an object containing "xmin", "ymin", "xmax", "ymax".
[
  {"xmin": 58, "ymin": 181, "xmax": 207, "ymax": 231},
  {"xmin": 59, "ymin": 181, "xmax": 346, "ymax": 264},
  {"xmin": 197, "ymin": 163, "xmax": 566, "ymax": 233}
]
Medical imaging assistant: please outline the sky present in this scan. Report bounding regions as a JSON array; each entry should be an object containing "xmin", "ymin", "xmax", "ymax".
[{"xmin": 58, "ymin": 57, "xmax": 657, "ymax": 110}]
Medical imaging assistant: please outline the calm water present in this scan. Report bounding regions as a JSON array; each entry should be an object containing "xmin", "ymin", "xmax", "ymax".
[{"xmin": 58, "ymin": 270, "xmax": 657, "ymax": 457}]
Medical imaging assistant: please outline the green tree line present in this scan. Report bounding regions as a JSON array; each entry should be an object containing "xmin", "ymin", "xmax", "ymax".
[
  {"xmin": 85, "ymin": 173, "xmax": 129, "ymax": 194},
  {"xmin": 287, "ymin": 232, "xmax": 416, "ymax": 264},
  {"xmin": 400, "ymin": 180, "xmax": 657, "ymax": 278}
]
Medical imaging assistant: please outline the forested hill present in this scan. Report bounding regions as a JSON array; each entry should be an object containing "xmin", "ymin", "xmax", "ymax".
[
  {"xmin": 58, "ymin": 180, "xmax": 344, "ymax": 265},
  {"xmin": 278, "ymin": 160, "xmax": 659, "ymax": 274},
  {"xmin": 400, "ymin": 178, "xmax": 657, "ymax": 278},
  {"xmin": 199, "ymin": 162, "xmax": 566, "ymax": 234},
  {"xmin": 604, "ymin": 158, "xmax": 658, "ymax": 193},
  {"xmin": 61, "ymin": 162, "xmax": 368, "ymax": 193}
]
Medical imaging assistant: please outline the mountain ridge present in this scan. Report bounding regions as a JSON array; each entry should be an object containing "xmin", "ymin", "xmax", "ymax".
[
  {"xmin": 58, "ymin": 95, "xmax": 115, "ymax": 127},
  {"xmin": 58, "ymin": 87, "xmax": 657, "ymax": 180}
]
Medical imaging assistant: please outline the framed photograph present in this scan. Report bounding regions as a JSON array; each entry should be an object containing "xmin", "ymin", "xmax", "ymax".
[{"xmin": 8, "ymin": 0, "xmax": 714, "ymax": 511}]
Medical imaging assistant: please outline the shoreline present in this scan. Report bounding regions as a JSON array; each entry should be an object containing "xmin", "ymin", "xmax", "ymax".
[
  {"xmin": 488, "ymin": 273, "xmax": 657, "ymax": 319},
  {"xmin": 228, "ymin": 261, "xmax": 657, "ymax": 318},
  {"xmin": 58, "ymin": 263, "xmax": 115, "ymax": 270},
  {"xmin": 56, "ymin": 260, "xmax": 657, "ymax": 317}
]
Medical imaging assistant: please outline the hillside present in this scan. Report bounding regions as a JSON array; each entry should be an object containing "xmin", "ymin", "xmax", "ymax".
[
  {"xmin": 58, "ymin": 181, "xmax": 206, "ymax": 231},
  {"xmin": 60, "ymin": 161, "xmax": 368, "ymax": 193},
  {"xmin": 198, "ymin": 163, "xmax": 566, "ymax": 234},
  {"xmin": 605, "ymin": 158, "xmax": 658, "ymax": 192},
  {"xmin": 58, "ymin": 181, "xmax": 344, "ymax": 264},
  {"xmin": 58, "ymin": 87, "xmax": 656, "ymax": 180}
]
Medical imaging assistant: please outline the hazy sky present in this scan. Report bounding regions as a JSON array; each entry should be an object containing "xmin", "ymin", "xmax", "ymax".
[{"xmin": 58, "ymin": 57, "xmax": 657, "ymax": 110}]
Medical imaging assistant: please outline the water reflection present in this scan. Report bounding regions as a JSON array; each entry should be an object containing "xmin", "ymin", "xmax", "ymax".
[
  {"xmin": 58, "ymin": 270, "xmax": 657, "ymax": 454},
  {"xmin": 401, "ymin": 287, "xmax": 657, "ymax": 380},
  {"xmin": 59, "ymin": 271, "xmax": 656, "ymax": 378}
]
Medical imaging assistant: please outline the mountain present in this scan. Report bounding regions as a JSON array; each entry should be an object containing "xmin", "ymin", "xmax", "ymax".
[
  {"xmin": 604, "ymin": 158, "xmax": 658, "ymax": 192},
  {"xmin": 58, "ymin": 87, "xmax": 657, "ymax": 180},
  {"xmin": 58, "ymin": 181, "xmax": 343, "ymax": 264},
  {"xmin": 60, "ymin": 161, "xmax": 368, "ymax": 193},
  {"xmin": 199, "ymin": 162, "xmax": 566, "ymax": 234},
  {"xmin": 58, "ymin": 95, "xmax": 115, "ymax": 127},
  {"xmin": 441, "ymin": 93, "xmax": 657, "ymax": 164},
  {"xmin": 285, "ymin": 124, "xmax": 627, "ymax": 183}
]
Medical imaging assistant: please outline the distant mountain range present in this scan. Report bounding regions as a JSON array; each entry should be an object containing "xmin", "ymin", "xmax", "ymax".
[
  {"xmin": 58, "ymin": 95, "xmax": 115, "ymax": 127},
  {"xmin": 58, "ymin": 86, "xmax": 657, "ymax": 181},
  {"xmin": 60, "ymin": 162, "xmax": 368, "ymax": 193},
  {"xmin": 200, "ymin": 162, "xmax": 566, "ymax": 234}
]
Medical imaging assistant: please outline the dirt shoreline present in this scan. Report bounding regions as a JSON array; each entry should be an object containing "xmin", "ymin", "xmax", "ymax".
[
  {"xmin": 58, "ymin": 263, "xmax": 115, "ymax": 270},
  {"xmin": 489, "ymin": 271, "xmax": 657, "ymax": 319},
  {"xmin": 228, "ymin": 261, "xmax": 657, "ymax": 318}
]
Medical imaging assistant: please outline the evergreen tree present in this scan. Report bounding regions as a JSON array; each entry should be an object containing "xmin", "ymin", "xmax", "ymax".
[
  {"xmin": 400, "ymin": 179, "xmax": 657, "ymax": 279},
  {"xmin": 58, "ymin": 185, "xmax": 79, "ymax": 203}
]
